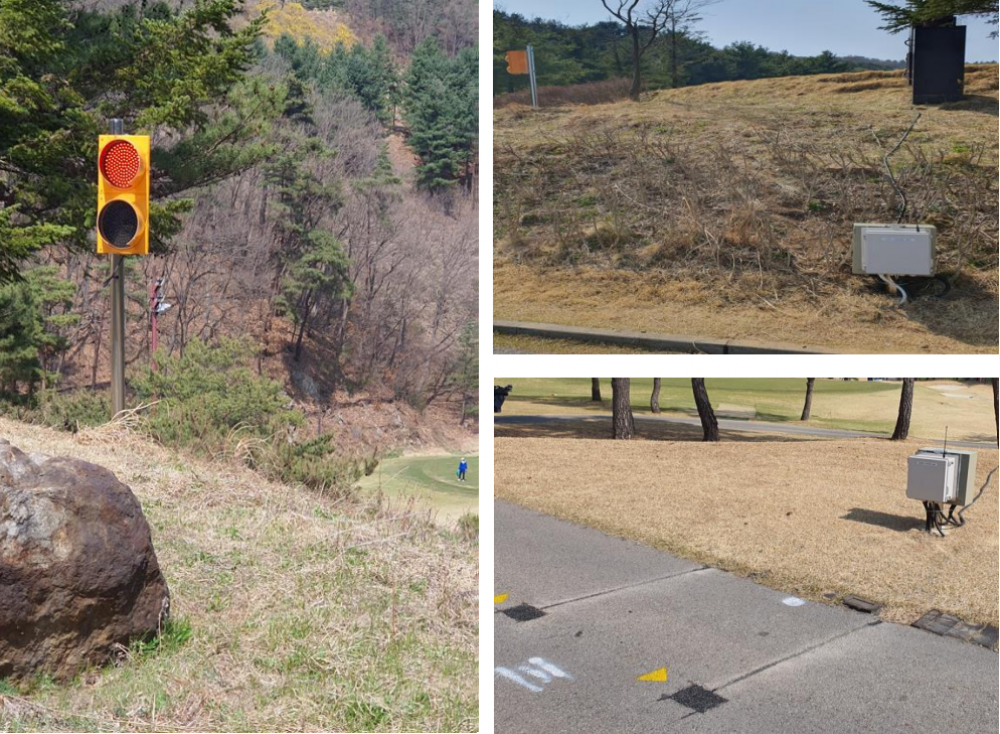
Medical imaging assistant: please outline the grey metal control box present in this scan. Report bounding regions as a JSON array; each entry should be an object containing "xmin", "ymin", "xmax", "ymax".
[
  {"xmin": 852, "ymin": 224, "xmax": 936, "ymax": 276},
  {"xmin": 907, "ymin": 453, "xmax": 958, "ymax": 503},
  {"xmin": 917, "ymin": 448, "xmax": 978, "ymax": 505}
]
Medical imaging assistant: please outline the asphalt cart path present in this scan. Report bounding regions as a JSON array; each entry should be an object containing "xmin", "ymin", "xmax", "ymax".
[{"xmin": 494, "ymin": 500, "xmax": 999, "ymax": 734}]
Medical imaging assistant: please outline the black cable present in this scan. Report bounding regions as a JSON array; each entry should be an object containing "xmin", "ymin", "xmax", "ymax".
[
  {"xmin": 958, "ymin": 466, "xmax": 998, "ymax": 524},
  {"xmin": 933, "ymin": 508, "xmax": 946, "ymax": 537}
]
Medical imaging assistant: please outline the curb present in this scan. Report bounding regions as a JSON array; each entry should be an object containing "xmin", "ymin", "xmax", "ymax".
[{"xmin": 493, "ymin": 320, "xmax": 835, "ymax": 355}]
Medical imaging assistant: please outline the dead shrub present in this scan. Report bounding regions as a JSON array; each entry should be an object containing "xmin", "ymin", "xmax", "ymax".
[
  {"xmin": 494, "ymin": 78, "xmax": 632, "ymax": 109},
  {"xmin": 494, "ymin": 114, "xmax": 998, "ymax": 301}
]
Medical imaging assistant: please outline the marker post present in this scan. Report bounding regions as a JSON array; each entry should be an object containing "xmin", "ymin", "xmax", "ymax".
[{"xmin": 527, "ymin": 44, "xmax": 539, "ymax": 108}]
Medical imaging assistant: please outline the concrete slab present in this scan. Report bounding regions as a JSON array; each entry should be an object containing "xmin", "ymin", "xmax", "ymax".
[
  {"xmin": 492, "ymin": 320, "xmax": 833, "ymax": 355},
  {"xmin": 677, "ymin": 622, "xmax": 999, "ymax": 734},
  {"xmin": 495, "ymin": 501, "xmax": 1000, "ymax": 734},
  {"xmin": 496, "ymin": 568, "xmax": 874, "ymax": 734},
  {"xmin": 494, "ymin": 500, "xmax": 702, "ymax": 609}
]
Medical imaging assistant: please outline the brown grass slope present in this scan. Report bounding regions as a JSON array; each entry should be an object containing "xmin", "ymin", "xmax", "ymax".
[
  {"xmin": 496, "ymin": 436, "xmax": 999, "ymax": 629},
  {"xmin": 494, "ymin": 66, "xmax": 999, "ymax": 353},
  {"xmin": 0, "ymin": 418, "xmax": 477, "ymax": 732}
]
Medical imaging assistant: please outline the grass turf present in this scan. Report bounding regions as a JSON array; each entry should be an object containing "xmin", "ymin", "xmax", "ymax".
[
  {"xmin": 495, "ymin": 436, "xmax": 999, "ymax": 629},
  {"xmin": 358, "ymin": 455, "xmax": 479, "ymax": 524},
  {"xmin": 494, "ymin": 378, "xmax": 997, "ymax": 441},
  {"xmin": 0, "ymin": 417, "xmax": 477, "ymax": 732}
]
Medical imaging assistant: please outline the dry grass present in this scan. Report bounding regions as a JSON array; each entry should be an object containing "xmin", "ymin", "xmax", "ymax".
[
  {"xmin": 493, "ymin": 333, "xmax": 671, "ymax": 355},
  {"xmin": 494, "ymin": 79, "xmax": 632, "ymax": 109},
  {"xmin": 495, "ymin": 261, "xmax": 998, "ymax": 354},
  {"xmin": 495, "ymin": 436, "xmax": 999, "ymax": 629},
  {"xmin": 0, "ymin": 417, "xmax": 477, "ymax": 732},
  {"xmin": 494, "ymin": 66, "xmax": 999, "ymax": 353}
]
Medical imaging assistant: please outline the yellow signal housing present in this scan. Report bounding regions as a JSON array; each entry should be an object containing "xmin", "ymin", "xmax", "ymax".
[{"xmin": 97, "ymin": 134, "xmax": 150, "ymax": 256}]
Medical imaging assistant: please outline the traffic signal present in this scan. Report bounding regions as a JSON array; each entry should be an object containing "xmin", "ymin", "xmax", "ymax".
[{"xmin": 97, "ymin": 135, "xmax": 150, "ymax": 255}]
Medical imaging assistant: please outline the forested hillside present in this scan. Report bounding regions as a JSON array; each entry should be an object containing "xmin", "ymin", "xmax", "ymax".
[
  {"xmin": 494, "ymin": 9, "xmax": 904, "ymax": 96},
  {"xmin": 1, "ymin": 0, "xmax": 479, "ymax": 459}
]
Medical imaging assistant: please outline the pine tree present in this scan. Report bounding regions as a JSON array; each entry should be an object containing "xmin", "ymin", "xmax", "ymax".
[
  {"xmin": 344, "ymin": 35, "xmax": 397, "ymax": 123},
  {"xmin": 403, "ymin": 38, "xmax": 478, "ymax": 191},
  {"xmin": 25, "ymin": 266, "xmax": 79, "ymax": 390},
  {"xmin": 0, "ymin": 0, "xmax": 272, "ymax": 283},
  {"xmin": 279, "ymin": 232, "xmax": 353, "ymax": 362},
  {"xmin": 868, "ymin": 0, "xmax": 998, "ymax": 32},
  {"xmin": 0, "ymin": 278, "xmax": 44, "ymax": 394}
]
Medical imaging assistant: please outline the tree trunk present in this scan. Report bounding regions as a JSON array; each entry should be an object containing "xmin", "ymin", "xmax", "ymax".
[
  {"xmin": 591, "ymin": 378, "xmax": 602, "ymax": 402},
  {"xmin": 891, "ymin": 379, "xmax": 915, "ymax": 441},
  {"xmin": 293, "ymin": 290, "xmax": 312, "ymax": 363},
  {"xmin": 651, "ymin": 378, "xmax": 661, "ymax": 414},
  {"xmin": 91, "ymin": 327, "xmax": 102, "ymax": 390},
  {"xmin": 629, "ymin": 29, "xmax": 642, "ymax": 101},
  {"xmin": 692, "ymin": 378, "xmax": 719, "ymax": 442},
  {"xmin": 670, "ymin": 18, "xmax": 679, "ymax": 88},
  {"xmin": 992, "ymin": 378, "xmax": 998, "ymax": 442},
  {"xmin": 801, "ymin": 378, "xmax": 816, "ymax": 421},
  {"xmin": 612, "ymin": 378, "xmax": 635, "ymax": 439}
]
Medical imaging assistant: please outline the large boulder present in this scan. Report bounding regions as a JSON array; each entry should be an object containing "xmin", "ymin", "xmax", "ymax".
[{"xmin": 0, "ymin": 439, "xmax": 170, "ymax": 680}]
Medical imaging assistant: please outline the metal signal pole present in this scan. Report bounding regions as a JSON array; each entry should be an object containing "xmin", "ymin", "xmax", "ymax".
[
  {"xmin": 109, "ymin": 118, "xmax": 126, "ymax": 418},
  {"xmin": 149, "ymin": 278, "xmax": 161, "ymax": 373},
  {"xmin": 527, "ymin": 44, "xmax": 539, "ymax": 109}
]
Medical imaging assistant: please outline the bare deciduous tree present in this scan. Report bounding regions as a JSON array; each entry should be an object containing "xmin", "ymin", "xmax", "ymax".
[
  {"xmin": 601, "ymin": 0, "xmax": 673, "ymax": 100},
  {"xmin": 692, "ymin": 378, "xmax": 719, "ymax": 442},
  {"xmin": 891, "ymin": 378, "xmax": 915, "ymax": 441},
  {"xmin": 592, "ymin": 378, "xmax": 603, "ymax": 402},
  {"xmin": 662, "ymin": 0, "xmax": 724, "ymax": 89},
  {"xmin": 801, "ymin": 378, "xmax": 816, "ymax": 421},
  {"xmin": 612, "ymin": 378, "xmax": 635, "ymax": 439},
  {"xmin": 651, "ymin": 377, "xmax": 661, "ymax": 413}
]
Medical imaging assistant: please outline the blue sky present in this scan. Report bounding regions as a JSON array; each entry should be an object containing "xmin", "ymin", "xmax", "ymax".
[{"xmin": 493, "ymin": 0, "xmax": 999, "ymax": 62}]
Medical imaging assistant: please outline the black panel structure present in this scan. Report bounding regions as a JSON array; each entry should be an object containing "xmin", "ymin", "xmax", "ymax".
[{"xmin": 910, "ymin": 21, "xmax": 966, "ymax": 105}]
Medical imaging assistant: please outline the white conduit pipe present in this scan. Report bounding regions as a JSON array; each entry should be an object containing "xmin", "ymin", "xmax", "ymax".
[{"xmin": 878, "ymin": 274, "xmax": 908, "ymax": 306}]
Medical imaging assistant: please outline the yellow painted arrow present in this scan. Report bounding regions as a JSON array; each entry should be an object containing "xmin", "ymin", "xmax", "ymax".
[
  {"xmin": 638, "ymin": 667, "xmax": 668, "ymax": 683},
  {"xmin": 494, "ymin": 594, "xmax": 509, "ymax": 604}
]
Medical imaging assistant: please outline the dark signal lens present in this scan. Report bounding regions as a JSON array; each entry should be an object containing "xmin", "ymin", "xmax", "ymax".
[
  {"xmin": 98, "ymin": 200, "xmax": 140, "ymax": 248},
  {"xmin": 100, "ymin": 140, "xmax": 142, "ymax": 188}
]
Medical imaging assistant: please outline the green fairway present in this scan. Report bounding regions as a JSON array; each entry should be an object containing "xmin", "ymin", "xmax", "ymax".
[
  {"xmin": 493, "ymin": 378, "xmax": 984, "ymax": 436},
  {"xmin": 358, "ymin": 454, "xmax": 479, "ymax": 524}
]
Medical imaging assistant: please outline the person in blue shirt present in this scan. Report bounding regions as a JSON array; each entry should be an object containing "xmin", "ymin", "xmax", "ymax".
[{"xmin": 458, "ymin": 458, "xmax": 469, "ymax": 482}]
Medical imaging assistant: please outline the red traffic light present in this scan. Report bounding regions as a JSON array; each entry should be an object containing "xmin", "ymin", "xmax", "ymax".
[
  {"xmin": 99, "ymin": 139, "xmax": 142, "ymax": 188},
  {"xmin": 97, "ymin": 134, "xmax": 150, "ymax": 255}
]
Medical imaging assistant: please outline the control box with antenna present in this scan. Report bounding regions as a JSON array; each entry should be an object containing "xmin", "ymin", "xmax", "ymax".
[{"xmin": 906, "ymin": 427, "xmax": 980, "ymax": 536}]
